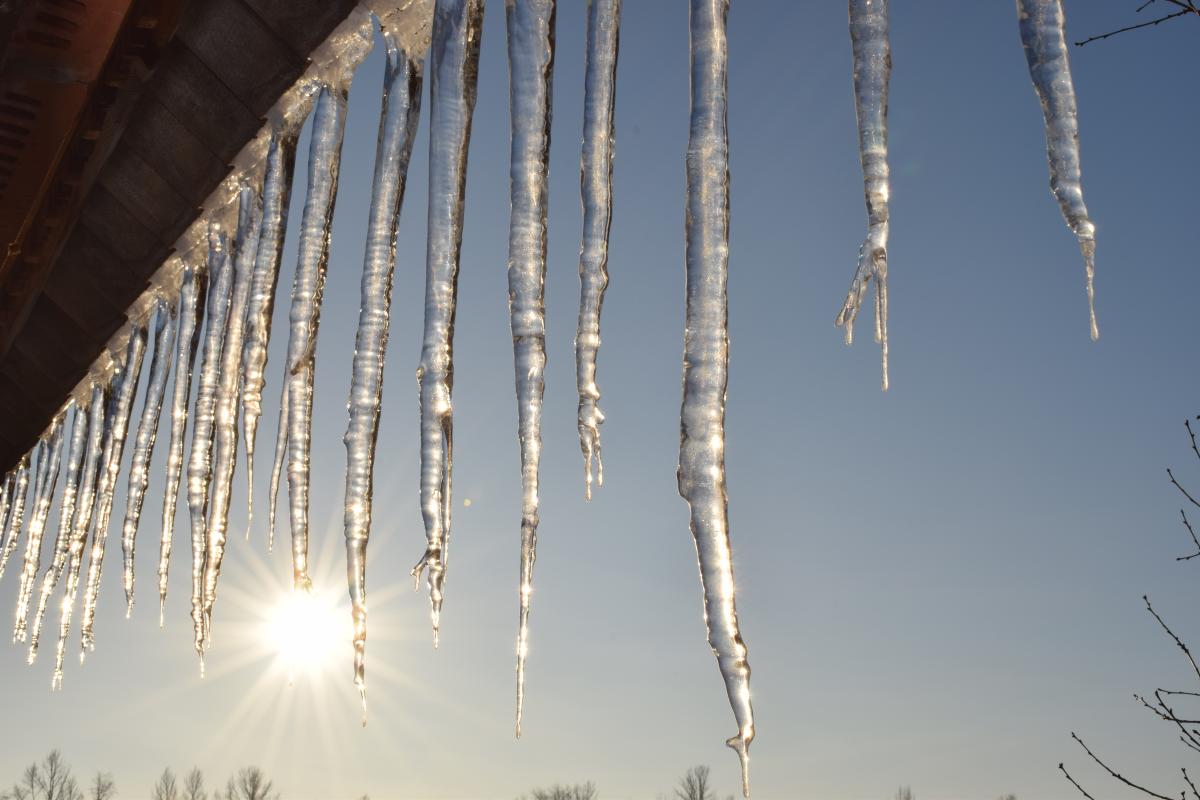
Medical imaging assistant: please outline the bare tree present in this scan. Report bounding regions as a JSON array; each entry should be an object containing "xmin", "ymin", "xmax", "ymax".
[
  {"xmin": 675, "ymin": 766, "xmax": 716, "ymax": 800},
  {"xmin": 181, "ymin": 769, "xmax": 206, "ymax": 800},
  {"xmin": 86, "ymin": 773, "xmax": 114, "ymax": 800},
  {"xmin": 894, "ymin": 787, "xmax": 914, "ymax": 800},
  {"xmin": 519, "ymin": 783, "xmax": 597, "ymax": 800},
  {"xmin": 2, "ymin": 751, "xmax": 82, "ymax": 800},
  {"xmin": 152, "ymin": 769, "xmax": 178, "ymax": 800},
  {"xmin": 214, "ymin": 769, "xmax": 275, "ymax": 800},
  {"xmin": 1075, "ymin": 0, "xmax": 1200, "ymax": 47},
  {"xmin": 1061, "ymin": 417, "xmax": 1200, "ymax": 798}
]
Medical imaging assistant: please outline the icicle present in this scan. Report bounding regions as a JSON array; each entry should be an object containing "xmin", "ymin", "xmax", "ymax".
[
  {"xmin": 81, "ymin": 322, "xmax": 148, "ymax": 655},
  {"xmin": 203, "ymin": 186, "xmax": 263, "ymax": 642},
  {"xmin": 274, "ymin": 80, "xmax": 354, "ymax": 594},
  {"xmin": 53, "ymin": 384, "xmax": 108, "ymax": 689},
  {"xmin": 160, "ymin": 262, "xmax": 207, "ymax": 626},
  {"xmin": 0, "ymin": 473, "xmax": 11, "ymax": 541},
  {"xmin": 1016, "ymin": 0, "xmax": 1099, "ymax": 340},
  {"xmin": 243, "ymin": 128, "xmax": 302, "ymax": 534},
  {"xmin": 412, "ymin": 0, "xmax": 485, "ymax": 648},
  {"xmin": 575, "ymin": 0, "xmax": 620, "ymax": 501},
  {"xmin": 836, "ymin": 0, "xmax": 891, "ymax": 390},
  {"xmin": 681, "ymin": 1, "xmax": 754, "ymax": 794},
  {"xmin": 29, "ymin": 402, "xmax": 86, "ymax": 662},
  {"xmin": 343, "ymin": 27, "xmax": 424, "ymax": 712},
  {"xmin": 122, "ymin": 302, "xmax": 175, "ymax": 616},
  {"xmin": 14, "ymin": 413, "xmax": 65, "ymax": 641},
  {"xmin": 505, "ymin": 0, "xmax": 555, "ymax": 739},
  {"xmin": 187, "ymin": 228, "xmax": 234, "ymax": 661},
  {"xmin": 0, "ymin": 453, "xmax": 31, "ymax": 582}
]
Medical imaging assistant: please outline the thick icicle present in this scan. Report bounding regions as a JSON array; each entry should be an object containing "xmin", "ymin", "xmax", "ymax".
[
  {"xmin": 680, "ymin": 0, "xmax": 754, "ymax": 794},
  {"xmin": 53, "ymin": 384, "xmax": 108, "ymax": 689},
  {"xmin": 122, "ymin": 301, "xmax": 175, "ymax": 615},
  {"xmin": 243, "ymin": 128, "xmax": 302, "ymax": 533},
  {"xmin": 276, "ymin": 81, "xmax": 353, "ymax": 593},
  {"xmin": 836, "ymin": 0, "xmax": 891, "ymax": 390},
  {"xmin": 1017, "ymin": 0, "xmax": 1099, "ymax": 339},
  {"xmin": 203, "ymin": 187, "xmax": 263, "ymax": 640},
  {"xmin": 575, "ymin": 0, "xmax": 620, "ymax": 500},
  {"xmin": 14, "ymin": 413, "xmax": 65, "ymax": 641},
  {"xmin": 412, "ymin": 0, "xmax": 485, "ymax": 647},
  {"xmin": 81, "ymin": 323, "xmax": 148, "ymax": 654},
  {"xmin": 29, "ymin": 402, "xmax": 86, "ymax": 662},
  {"xmin": 343, "ymin": 28, "xmax": 424, "ymax": 710},
  {"xmin": 160, "ymin": 262, "xmax": 207, "ymax": 624},
  {"xmin": 188, "ymin": 229, "xmax": 234, "ymax": 661},
  {"xmin": 0, "ymin": 454, "xmax": 31, "ymax": 582},
  {"xmin": 505, "ymin": 0, "xmax": 555, "ymax": 739}
]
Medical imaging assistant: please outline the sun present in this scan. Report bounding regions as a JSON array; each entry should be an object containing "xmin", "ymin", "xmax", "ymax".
[{"xmin": 263, "ymin": 586, "xmax": 345, "ymax": 680}]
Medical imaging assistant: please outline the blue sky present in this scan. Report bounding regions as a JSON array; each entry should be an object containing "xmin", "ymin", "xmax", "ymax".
[{"xmin": 1, "ymin": 2, "xmax": 1199, "ymax": 798}]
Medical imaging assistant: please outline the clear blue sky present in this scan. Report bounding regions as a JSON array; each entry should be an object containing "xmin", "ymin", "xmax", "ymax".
[{"xmin": 1, "ymin": 2, "xmax": 1198, "ymax": 798}]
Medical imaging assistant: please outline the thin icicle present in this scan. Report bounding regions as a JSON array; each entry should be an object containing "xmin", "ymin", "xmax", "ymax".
[
  {"xmin": 505, "ymin": 0, "xmax": 555, "ymax": 739},
  {"xmin": 122, "ymin": 301, "xmax": 175, "ymax": 616},
  {"xmin": 0, "ymin": 454, "xmax": 31, "ymax": 582},
  {"xmin": 203, "ymin": 187, "xmax": 263, "ymax": 641},
  {"xmin": 0, "ymin": 473, "xmax": 11, "ymax": 542},
  {"xmin": 188, "ymin": 229, "xmax": 234, "ymax": 662},
  {"xmin": 836, "ymin": 0, "xmax": 891, "ymax": 390},
  {"xmin": 54, "ymin": 384, "xmax": 108, "ymax": 689},
  {"xmin": 243, "ymin": 128, "xmax": 302, "ymax": 534},
  {"xmin": 1017, "ymin": 0, "xmax": 1099, "ymax": 340},
  {"xmin": 681, "ymin": 1, "xmax": 754, "ymax": 794},
  {"xmin": 575, "ymin": 0, "xmax": 620, "ymax": 501},
  {"xmin": 277, "ymin": 81, "xmax": 354, "ymax": 593},
  {"xmin": 81, "ymin": 323, "xmax": 148, "ymax": 655},
  {"xmin": 14, "ymin": 413, "xmax": 65, "ymax": 641},
  {"xmin": 160, "ymin": 262, "xmax": 207, "ymax": 625},
  {"xmin": 413, "ymin": 0, "xmax": 485, "ymax": 648},
  {"xmin": 343, "ymin": 28, "xmax": 424, "ymax": 711},
  {"xmin": 29, "ymin": 402, "xmax": 86, "ymax": 662}
]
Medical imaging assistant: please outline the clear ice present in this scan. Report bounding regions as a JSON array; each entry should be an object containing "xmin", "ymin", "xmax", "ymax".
[
  {"xmin": 203, "ymin": 186, "xmax": 263, "ymax": 640},
  {"xmin": 14, "ymin": 412, "xmax": 65, "ymax": 641},
  {"xmin": 505, "ymin": 0, "xmax": 555, "ymax": 738},
  {"xmin": 1017, "ymin": 0, "xmax": 1099, "ymax": 340},
  {"xmin": 680, "ymin": 0, "xmax": 754, "ymax": 793},
  {"xmin": 81, "ymin": 323, "xmax": 148, "ymax": 655},
  {"xmin": 0, "ymin": 454, "xmax": 30, "ymax": 583},
  {"xmin": 836, "ymin": 0, "xmax": 891, "ymax": 390},
  {"xmin": 122, "ymin": 301, "xmax": 175, "ymax": 615},
  {"xmin": 343, "ymin": 23, "xmax": 424, "ymax": 709},
  {"xmin": 188, "ymin": 229, "xmax": 235, "ymax": 660},
  {"xmin": 28, "ymin": 401, "xmax": 86, "ymax": 662},
  {"xmin": 160, "ymin": 261, "xmax": 207, "ymax": 624},
  {"xmin": 574, "ymin": 0, "xmax": 619, "ymax": 500},
  {"xmin": 412, "ymin": 0, "xmax": 485, "ymax": 647}
]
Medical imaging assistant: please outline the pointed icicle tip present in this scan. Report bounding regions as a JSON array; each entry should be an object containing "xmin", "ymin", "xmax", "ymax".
[{"xmin": 726, "ymin": 731, "xmax": 751, "ymax": 798}]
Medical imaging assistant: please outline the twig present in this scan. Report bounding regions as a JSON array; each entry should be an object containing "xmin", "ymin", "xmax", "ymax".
[
  {"xmin": 1071, "ymin": 732, "xmax": 1176, "ymax": 800},
  {"xmin": 1182, "ymin": 768, "xmax": 1200, "ymax": 800},
  {"xmin": 1061, "ymin": 762, "xmax": 1099, "ymax": 800},
  {"xmin": 1145, "ymin": 596, "xmax": 1200, "ymax": 682},
  {"xmin": 1167, "ymin": 469, "xmax": 1200, "ymax": 510},
  {"xmin": 1178, "ymin": 510, "xmax": 1200, "ymax": 561},
  {"xmin": 1075, "ymin": 7, "xmax": 1197, "ymax": 47}
]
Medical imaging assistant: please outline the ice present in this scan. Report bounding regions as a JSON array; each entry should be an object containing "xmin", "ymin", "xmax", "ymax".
[
  {"xmin": 14, "ymin": 413, "xmax": 66, "ymax": 641},
  {"xmin": 0, "ymin": 454, "xmax": 30, "ymax": 583}
]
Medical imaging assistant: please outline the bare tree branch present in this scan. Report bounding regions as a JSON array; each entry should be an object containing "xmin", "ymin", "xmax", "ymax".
[
  {"xmin": 1071, "ymin": 732, "xmax": 1176, "ymax": 800},
  {"xmin": 1075, "ymin": 1, "xmax": 1199, "ymax": 47}
]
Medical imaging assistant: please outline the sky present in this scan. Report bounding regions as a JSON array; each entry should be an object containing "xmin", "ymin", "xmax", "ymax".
[{"xmin": 1, "ymin": 2, "xmax": 1199, "ymax": 799}]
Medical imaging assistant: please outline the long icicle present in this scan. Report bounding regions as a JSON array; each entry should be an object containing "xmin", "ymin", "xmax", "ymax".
[
  {"xmin": 122, "ymin": 301, "xmax": 175, "ymax": 616},
  {"xmin": 160, "ymin": 262, "xmax": 207, "ymax": 626},
  {"xmin": 412, "ymin": 0, "xmax": 485, "ymax": 648},
  {"xmin": 243, "ymin": 127, "xmax": 302, "ymax": 536},
  {"xmin": 0, "ymin": 473, "xmax": 11, "ymax": 543},
  {"xmin": 506, "ymin": 0, "xmax": 555, "ymax": 739},
  {"xmin": 188, "ymin": 229, "xmax": 235, "ymax": 665},
  {"xmin": 54, "ymin": 384, "xmax": 108, "ymax": 689},
  {"xmin": 279, "ymin": 80, "xmax": 354, "ymax": 593},
  {"xmin": 203, "ymin": 186, "xmax": 263, "ymax": 643},
  {"xmin": 343, "ymin": 25, "xmax": 424, "ymax": 714},
  {"xmin": 81, "ymin": 322, "xmax": 148, "ymax": 655},
  {"xmin": 28, "ymin": 402, "xmax": 86, "ymax": 661},
  {"xmin": 836, "ymin": 0, "xmax": 891, "ymax": 390},
  {"xmin": 575, "ymin": 0, "xmax": 620, "ymax": 501},
  {"xmin": 681, "ymin": 1, "xmax": 754, "ymax": 794},
  {"xmin": 1016, "ymin": 0, "xmax": 1098, "ymax": 339},
  {"xmin": 14, "ymin": 412, "xmax": 65, "ymax": 641},
  {"xmin": 0, "ymin": 454, "xmax": 31, "ymax": 582}
]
